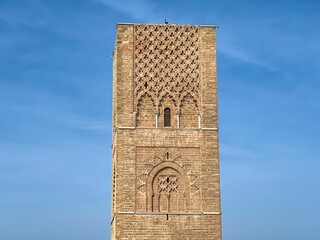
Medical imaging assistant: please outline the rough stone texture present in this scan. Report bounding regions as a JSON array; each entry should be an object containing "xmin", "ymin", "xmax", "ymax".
[
  {"xmin": 112, "ymin": 23, "xmax": 221, "ymax": 239},
  {"xmin": 115, "ymin": 214, "xmax": 221, "ymax": 240}
]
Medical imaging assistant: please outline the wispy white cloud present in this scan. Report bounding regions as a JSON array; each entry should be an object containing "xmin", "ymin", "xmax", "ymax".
[
  {"xmin": 93, "ymin": 0, "xmax": 162, "ymax": 22},
  {"xmin": 220, "ymin": 142, "xmax": 257, "ymax": 159},
  {"xmin": 55, "ymin": 116, "xmax": 109, "ymax": 131},
  {"xmin": 0, "ymin": 1, "xmax": 47, "ymax": 28},
  {"xmin": 29, "ymin": 106, "xmax": 109, "ymax": 132},
  {"xmin": 0, "ymin": 85, "xmax": 109, "ymax": 133},
  {"xmin": 218, "ymin": 42, "xmax": 279, "ymax": 71}
]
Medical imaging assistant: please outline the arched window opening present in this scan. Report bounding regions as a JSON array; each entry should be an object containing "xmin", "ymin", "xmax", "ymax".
[
  {"xmin": 151, "ymin": 167, "xmax": 181, "ymax": 212},
  {"xmin": 164, "ymin": 108, "xmax": 171, "ymax": 127}
]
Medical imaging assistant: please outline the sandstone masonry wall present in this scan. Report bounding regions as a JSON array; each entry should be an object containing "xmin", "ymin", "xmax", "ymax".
[{"xmin": 112, "ymin": 23, "xmax": 221, "ymax": 240}]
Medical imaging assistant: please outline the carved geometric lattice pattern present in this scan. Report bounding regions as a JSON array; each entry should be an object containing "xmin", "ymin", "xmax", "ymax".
[
  {"xmin": 158, "ymin": 175, "xmax": 178, "ymax": 194},
  {"xmin": 134, "ymin": 24, "xmax": 200, "ymax": 112},
  {"xmin": 137, "ymin": 151, "xmax": 199, "ymax": 196}
]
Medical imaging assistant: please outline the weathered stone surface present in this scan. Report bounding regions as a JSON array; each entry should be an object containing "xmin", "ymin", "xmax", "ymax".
[{"xmin": 111, "ymin": 23, "xmax": 221, "ymax": 239}]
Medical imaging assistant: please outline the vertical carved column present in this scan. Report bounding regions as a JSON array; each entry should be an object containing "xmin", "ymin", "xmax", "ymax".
[
  {"xmin": 155, "ymin": 112, "xmax": 159, "ymax": 128},
  {"xmin": 134, "ymin": 111, "xmax": 137, "ymax": 127}
]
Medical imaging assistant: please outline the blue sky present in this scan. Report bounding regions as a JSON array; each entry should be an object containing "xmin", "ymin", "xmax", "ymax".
[{"xmin": 0, "ymin": 0, "xmax": 319, "ymax": 239}]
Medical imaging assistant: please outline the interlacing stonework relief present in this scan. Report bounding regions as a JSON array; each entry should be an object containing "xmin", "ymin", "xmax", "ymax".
[
  {"xmin": 158, "ymin": 175, "xmax": 178, "ymax": 194},
  {"xmin": 134, "ymin": 25, "xmax": 200, "ymax": 113},
  {"xmin": 137, "ymin": 151, "xmax": 200, "ymax": 212}
]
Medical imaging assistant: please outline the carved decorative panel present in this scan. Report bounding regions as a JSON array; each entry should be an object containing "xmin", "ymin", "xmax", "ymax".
[
  {"xmin": 136, "ymin": 150, "xmax": 200, "ymax": 212},
  {"xmin": 158, "ymin": 175, "xmax": 178, "ymax": 194},
  {"xmin": 134, "ymin": 25, "xmax": 200, "ymax": 112}
]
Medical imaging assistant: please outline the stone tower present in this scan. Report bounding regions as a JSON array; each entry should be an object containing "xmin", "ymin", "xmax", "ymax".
[{"xmin": 111, "ymin": 23, "xmax": 222, "ymax": 239}]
